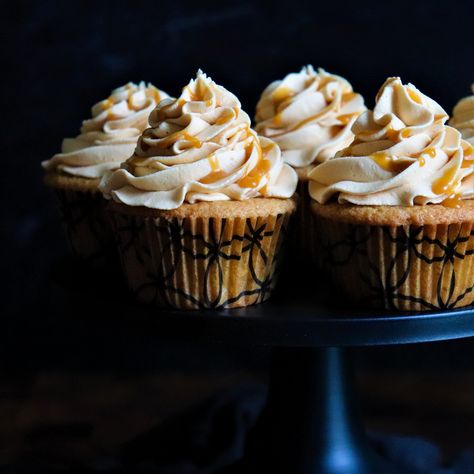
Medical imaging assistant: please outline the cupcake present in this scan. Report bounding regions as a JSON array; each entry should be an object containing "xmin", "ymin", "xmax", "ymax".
[
  {"xmin": 308, "ymin": 77, "xmax": 474, "ymax": 311},
  {"xmin": 100, "ymin": 70, "xmax": 298, "ymax": 310},
  {"xmin": 450, "ymin": 83, "xmax": 474, "ymax": 145},
  {"xmin": 255, "ymin": 66, "xmax": 366, "ymax": 252},
  {"xmin": 42, "ymin": 82, "xmax": 169, "ymax": 262}
]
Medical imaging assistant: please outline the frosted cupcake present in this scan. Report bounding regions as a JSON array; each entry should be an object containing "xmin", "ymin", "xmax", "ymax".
[
  {"xmin": 450, "ymin": 83, "xmax": 474, "ymax": 145},
  {"xmin": 255, "ymin": 66, "xmax": 366, "ymax": 251},
  {"xmin": 100, "ymin": 71, "xmax": 298, "ymax": 310},
  {"xmin": 43, "ymin": 82, "xmax": 168, "ymax": 262},
  {"xmin": 309, "ymin": 77, "xmax": 474, "ymax": 311}
]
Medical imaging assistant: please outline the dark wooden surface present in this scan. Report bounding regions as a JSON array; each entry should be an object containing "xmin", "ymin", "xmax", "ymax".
[{"xmin": 1, "ymin": 367, "xmax": 473, "ymax": 466}]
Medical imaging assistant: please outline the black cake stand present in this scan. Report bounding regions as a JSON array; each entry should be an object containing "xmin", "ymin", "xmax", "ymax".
[
  {"xmin": 49, "ymin": 259, "xmax": 474, "ymax": 474},
  {"xmin": 153, "ymin": 296, "xmax": 474, "ymax": 474}
]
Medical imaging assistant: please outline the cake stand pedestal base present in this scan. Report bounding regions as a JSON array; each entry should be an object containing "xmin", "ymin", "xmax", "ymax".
[{"xmin": 223, "ymin": 347, "xmax": 400, "ymax": 474}]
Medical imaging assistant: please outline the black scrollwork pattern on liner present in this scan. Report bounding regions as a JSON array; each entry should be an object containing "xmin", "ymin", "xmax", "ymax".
[
  {"xmin": 319, "ymin": 223, "xmax": 474, "ymax": 310},
  {"xmin": 55, "ymin": 189, "xmax": 113, "ymax": 263},
  {"xmin": 112, "ymin": 214, "xmax": 289, "ymax": 309}
]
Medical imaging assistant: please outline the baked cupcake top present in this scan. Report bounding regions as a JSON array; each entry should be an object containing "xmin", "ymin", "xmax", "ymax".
[
  {"xmin": 100, "ymin": 70, "xmax": 297, "ymax": 210},
  {"xmin": 450, "ymin": 83, "xmax": 474, "ymax": 146},
  {"xmin": 254, "ymin": 66, "xmax": 366, "ymax": 168},
  {"xmin": 42, "ymin": 82, "xmax": 169, "ymax": 179},
  {"xmin": 309, "ymin": 77, "xmax": 474, "ymax": 207}
]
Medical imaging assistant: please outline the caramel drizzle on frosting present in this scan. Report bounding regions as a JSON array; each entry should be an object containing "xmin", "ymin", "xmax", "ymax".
[
  {"xmin": 461, "ymin": 142, "xmax": 474, "ymax": 167},
  {"xmin": 99, "ymin": 83, "xmax": 158, "ymax": 120},
  {"xmin": 137, "ymin": 91, "xmax": 275, "ymax": 191},
  {"xmin": 142, "ymin": 130, "xmax": 203, "ymax": 150},
  {"xmin": 272, "ymin": 86, "xmax": 295, "ymax": 110},
  {"xmin": 407, "ymin": 88, "xmax": 422, "ymax": 104},
  {"xmin": 308, "ymin": 77, "xmax": 474, "ymax": 207},
  {"xmin": 238, "ymin": 143, "xmax": 273, "ymax": 189},
  {"xmin": 337, "ymin": 113, "xmax": 356, "ymax": 125},
  {"xmin": 272, "ymin": 105, "xmax": 332, "ymax": 135},
  {"xmin": 411, "ymin": 147, "xmax": 437, "ymax": 167},
  {"xmin": 370, "ymin": 152, "xmax": 411, "ymax": 173},
  {"xmin": 269, "ymin": 73, "xmax": 359, "ymax": 132},
  {"xmin": 201, "ymin": 154, "xmax": 228, "ymax": 184},
  {"xmin": 431, "ymin": 165, "xmax": 463, "ymax": 208}
]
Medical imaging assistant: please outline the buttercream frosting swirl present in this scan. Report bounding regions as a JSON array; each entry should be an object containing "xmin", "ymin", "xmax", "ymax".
[
  {"xmin": 255, "ymin": 66, "xmax": 366, "ymax": 168},
  {"xmin": 309, "ymin": 77, "xmax": 474, "ymax": 207},
  {"xmin": 450, "ymin": 83, "xmax": 474, "ymax": 146},
  {"xmin": 100, "ymin": 71, "xmax": 297, "ymax": 210},
  {"xmin": 42, "ymin": 82, "xmax": 169, "ymax": 179}
]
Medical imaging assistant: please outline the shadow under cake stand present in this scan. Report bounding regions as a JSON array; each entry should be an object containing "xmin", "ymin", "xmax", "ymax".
[{"xmin": 155, "ymin": 296, "xmax": 474, "ymax": 474}]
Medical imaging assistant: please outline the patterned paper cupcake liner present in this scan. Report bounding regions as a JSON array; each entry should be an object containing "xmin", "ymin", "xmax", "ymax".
[
  {"xmin": 313, "ymin": 215, "xmax": 474, "ymax": 311},
  {"xmin": 108, "ymin": 208, "xmax": 293, "ymax": 310},
  {"xmin": 54, "ymin": 188, "xmax": 115, "ymax": 264}
]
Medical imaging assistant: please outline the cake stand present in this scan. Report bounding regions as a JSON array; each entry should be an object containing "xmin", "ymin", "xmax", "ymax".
[
  {"xmin": 154, "ymin": 302, "xmax": 474, "ymax": 474},
  {"xmin": 49, "ymin": 259, "xmax": 474, "ymax": 474}
]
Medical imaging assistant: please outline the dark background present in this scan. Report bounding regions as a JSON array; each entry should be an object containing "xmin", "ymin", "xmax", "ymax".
[
  {"xmin": 3, "ymin": 0, "xmax": 474, "ymax": 322},
  {"xmin": 1, "ymin": 0, "xmax": 474, "ymax": 470}
]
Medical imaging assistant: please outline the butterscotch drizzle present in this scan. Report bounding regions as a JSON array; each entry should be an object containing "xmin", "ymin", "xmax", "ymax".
[
  {"xmin": 371, "ymin": 151, "xmax": 411, "ymax": 173},
  {"xmin": 337, "ymin": 113, "xmax": 355, "ymax": 125},
  {"xmin": 386, "ymin": 128, "xmax": 400, "ymax": 141},
  {"xmin": 151, "ymin": 131, "xmax": 202, "ymax": 150},
  {"xmin": 271, "ymin": 87, "xmax": 297, "ymax": 126},
  {"xmin": 461, "ymin": 143, "xmax": 474, "ymax": 168},
  {"xmin": 150, "ymin": 86, "xmax": 162, "ymax": 105},
  {"xmin": 127, "ymin": 88, "xmax": 135, "ymax": 109},
  {"xmin": 185, "ymin": 81, "xmax": 213, "ymax": 106},
  {"xmin": 239, "ymin": 159, "xmax": 271, "ymax": 188},
  {"xmin": 407, "ymin": 88, "xmax": 422, "ymax": 104},
  {"xmin": 101, "ymin": 98, "xmax": 114, "ymax": 110},
  {"xmin": 425, "ymin": 147, "xmax": 437, "ymax": 158},
  {"xmin": 272, "ymin": 86, "xmax": 294, "ymax": 106},
  {"xmin": 215, "ymin": 108, "xmax": 238, "ymax": 126},
  {"xmin": 208, "ymin": 154, "xmax": 220, "ymax": 171},
  {"xmin": 342, "ymin": 92, "xmax": 358, "ymax": 102},
  {"xmin": 273, "ymin": 107, "xmax": 330, "ymax": 135},
  {"xmin": 411, "ymin": 147, "xmax": 437, "ymax": 167},
  {"xmin": 201, "ymin": 154, "xmax": 228, "ymax": 184},
  {"xmin": 441, "ymin": 193, "xmax": 462, "ymax": 208},
  {"xmin": 432, "ymin": 166, "xmax": 458, "ymax": 195},
  {"xmin": 238, "ymin": 142, "xmax": 272, "ymax": 189}
]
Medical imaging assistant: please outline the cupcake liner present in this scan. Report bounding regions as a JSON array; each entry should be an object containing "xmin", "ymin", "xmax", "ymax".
[
  {"xmin": 313, "ymin": 216, "xmax": 474, "ymax": 311},
  {"xmin": 54, "ymin": 188, "xmax": 114, "ymax": 264},
  {"xmin": 109, "ymin": 209, "xmax": 293, "ymax": 310}
]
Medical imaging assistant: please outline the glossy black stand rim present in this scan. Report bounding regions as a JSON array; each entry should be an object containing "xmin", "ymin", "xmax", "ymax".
[{"xmin": 155, "ymin": 303, "xmax": 474, "ymax": 348}]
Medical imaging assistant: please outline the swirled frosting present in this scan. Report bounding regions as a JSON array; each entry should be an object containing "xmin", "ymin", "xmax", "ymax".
[
  {"xmin": 254, "ymin": 66, "xmax": 366, "ymax": 168},
  {"xmin": 308, "ymin": 77, "xmax": 474, "ymax": 207},
  {"xmin": 100, "ymin": 71, "xmax": 297, "ymax": 210},
  {"xmin": 450, "ymin": 83, "xmax": 474, "ymax": 146},
  {"xmin": 42, "ymin": 82, "xmax": 169, "ymax": 179}
]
